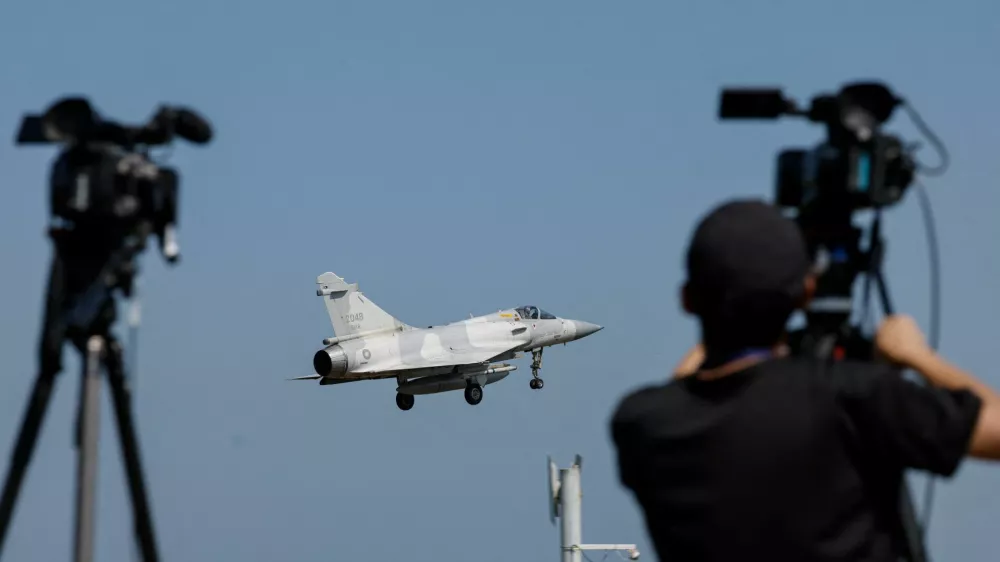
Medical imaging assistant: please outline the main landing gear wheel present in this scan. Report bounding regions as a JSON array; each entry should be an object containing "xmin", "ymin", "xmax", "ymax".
[
  {"xmin": 396, "ymin": 392, "xmax": 415, "ymax": 411},
  {"xmin": 464, "ymin": 383, "xmax": 483, "ymax": 405},
  {"xmin": 530, "ymin": 348, "xmax": 544, "ymax": 390}
]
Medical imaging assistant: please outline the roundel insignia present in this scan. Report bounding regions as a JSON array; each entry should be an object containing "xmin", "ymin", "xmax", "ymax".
[{"xmin": 362, "ymin": 349, "xmax": 371, "ymax": 360}]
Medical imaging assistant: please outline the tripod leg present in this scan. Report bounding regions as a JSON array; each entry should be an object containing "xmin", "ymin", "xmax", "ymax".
[
  {"xmin": 898, "ymin": 481, "xmax": 929, "ymax": 562},
  {"xmin": 102, "ymin": 338, "xmax": 160, "ymax": 562},
  {"xmin": 0, "ymin": 371, "xmax": 58, "ymax": 557},
  {"xmin": 869, "ymin": 232, "xmax": 896, "ymax": 316},
  {"xmin": 73, "ymin": 337, "xmax": 104, "ymax": 562},
  {"xmin": 0, "ymin": 242, "xmax": 71, "ymax": 556}
]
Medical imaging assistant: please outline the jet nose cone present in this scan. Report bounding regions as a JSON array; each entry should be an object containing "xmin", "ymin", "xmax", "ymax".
[{"xmin": 573, "ymin": 321, "xmax": 603, "ymax": 340}]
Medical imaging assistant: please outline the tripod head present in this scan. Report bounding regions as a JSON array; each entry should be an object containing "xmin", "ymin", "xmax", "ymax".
[{"xmin": 717, "ymin": 81, "xmax": 929, "ymax": 361}]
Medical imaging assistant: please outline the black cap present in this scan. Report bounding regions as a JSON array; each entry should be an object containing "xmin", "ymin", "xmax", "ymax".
[{"xmin": 686, "ymin": 198, "xmax": 811, "ymax": 321}]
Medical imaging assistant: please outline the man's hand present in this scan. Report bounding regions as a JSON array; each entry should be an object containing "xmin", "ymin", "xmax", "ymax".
[
  {"xmin": 874, "ymin": 314, "xmax": 934, "ymax": 369},
  {"xmin": 874, "ymin": 314, "xmax": 1000, "ymax": 461}
]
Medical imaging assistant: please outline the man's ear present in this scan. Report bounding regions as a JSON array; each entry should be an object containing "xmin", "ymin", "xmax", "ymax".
[
  {"xmin": 798, "ymin": 273, "xmax": 817, "ymax": 308},
  {"xmin": 682, "ymin": 282, "xmax": 696, "ymax": 315}
]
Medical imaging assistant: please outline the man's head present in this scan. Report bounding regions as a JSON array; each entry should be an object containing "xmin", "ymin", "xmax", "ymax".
[{"xmin": 682, "ymin": 199, "xmax": 816, "ymax": 360}]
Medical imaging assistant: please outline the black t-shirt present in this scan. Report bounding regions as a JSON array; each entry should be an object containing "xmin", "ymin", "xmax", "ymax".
[{"xmin": 609, "ymin": 356, "xmax": 982, "ymax": 562}]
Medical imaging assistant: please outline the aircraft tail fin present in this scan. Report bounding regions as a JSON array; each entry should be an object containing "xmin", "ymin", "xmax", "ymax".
[{"xmin": 316, "ymin": 272, "xmax": 410, "ymax": 338}]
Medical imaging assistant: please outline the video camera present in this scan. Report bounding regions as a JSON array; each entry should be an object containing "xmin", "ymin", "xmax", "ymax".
[{"xmin": 16, "ymin": 96, "xmax": 212, "ymax": 264}]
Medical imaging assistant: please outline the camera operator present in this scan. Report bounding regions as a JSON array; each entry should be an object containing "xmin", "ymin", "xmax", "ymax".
[{"xmin": 609, "ymin": 199, "xmax": 1000, "ymax": 562}]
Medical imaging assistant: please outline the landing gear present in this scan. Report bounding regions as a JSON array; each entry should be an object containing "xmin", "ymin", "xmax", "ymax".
[
  {"xmin": 396, "ymin": 392, "xmax": 415, "ymax": 411},
  {"xmin": 464, "ymin": 383, "xmax": 483, "ymax": 405},
  {"xmin": 530, "ymin": 348, "xmax": 544, "ymax": 390}
]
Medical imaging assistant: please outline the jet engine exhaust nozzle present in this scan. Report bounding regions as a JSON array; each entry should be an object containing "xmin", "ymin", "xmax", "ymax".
[{"xmin": 313, "ymin": 345, "xmax": 349, "ymax": 377}]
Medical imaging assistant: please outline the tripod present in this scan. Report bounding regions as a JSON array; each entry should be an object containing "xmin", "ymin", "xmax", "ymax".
[
  {"xmin": 787, "ymin": 213, "xmax": 929, "ymax": 562},
  {"xmin": 0, "ymin": 225, "xmax": 160, "ymax": 562}
]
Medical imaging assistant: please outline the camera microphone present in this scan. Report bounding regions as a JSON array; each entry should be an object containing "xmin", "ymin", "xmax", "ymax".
[
  {"xmin": 172, "ymin": 108, "xmax": 213, "ymax": 145},
  {"xmin": 718, "ymin": 88, "xmax": 796, "ymax": 120}
]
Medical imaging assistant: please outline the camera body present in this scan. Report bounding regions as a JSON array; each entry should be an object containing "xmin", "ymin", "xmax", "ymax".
[
  {"xmin": 775, "ymin": 134, "xmax": 914, "ymax": 212},
  {"xmin": 17, "ymin": 97, "xmax": 210, "ymax": 262},
  {"xmin": 49, "ymin": 144, "xmax": 180, "ymax": 259}
]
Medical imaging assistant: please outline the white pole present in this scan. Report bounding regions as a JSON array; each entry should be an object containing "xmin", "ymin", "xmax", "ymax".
[
  {"xmin": 560, "ymin": 464, "xmax": 582, "ymax": 562},
  {"xmin": 550, "ymin": 455, "xmax": 639, "ymax": 561}
]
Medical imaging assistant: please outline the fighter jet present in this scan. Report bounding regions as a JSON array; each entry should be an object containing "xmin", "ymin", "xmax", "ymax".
[{"xmin": 290, "ymin": 272, "xmax": 603, "ymax": 410}]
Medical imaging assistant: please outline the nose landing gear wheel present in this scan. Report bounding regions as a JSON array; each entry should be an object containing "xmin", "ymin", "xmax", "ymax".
[
  {"xmin": 464, "ymin": 384, "xmax": 483, "ymax": 405},
  {"xmin": 396, "ymin": 392, "xmax": 415, "ymax": 411},
  {"xmin": 529, "ymin": 378, "xmax": 544, "ymax": 390}
]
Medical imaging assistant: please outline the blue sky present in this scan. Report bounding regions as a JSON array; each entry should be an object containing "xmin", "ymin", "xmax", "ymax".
[{"xmin": 1, "ymin": 1, "xmax": 998, "ymax": 560}]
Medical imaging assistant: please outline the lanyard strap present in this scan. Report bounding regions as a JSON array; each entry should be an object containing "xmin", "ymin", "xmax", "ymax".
[
  {"xmin": 701, "ymin": 347, "xmax": 774, "ymax": 370},
  {"xmin": 726, "ymin": 347, "xmax": 775, "ymax": 362}
]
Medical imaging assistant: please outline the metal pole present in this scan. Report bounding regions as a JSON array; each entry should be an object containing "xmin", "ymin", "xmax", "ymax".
[
  {"xmin": 73, "ymin": 336, "xmax": 103, "ymax": 562},
  {"xmin": 559, "ymin": 465, "xmax": 582, "ymax": 562},
  {"xmin": 550, "ymin": 455, "xmax": 639, "ymax": 561},
  {"xmin": 104, "ymin": 336, "xmax": 161, "ymax": 562}
]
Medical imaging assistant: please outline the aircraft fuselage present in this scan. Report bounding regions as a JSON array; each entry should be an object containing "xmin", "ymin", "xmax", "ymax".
[{"xmin": 299, "ymin": 272, "xmax": 602, "ymax": 410}]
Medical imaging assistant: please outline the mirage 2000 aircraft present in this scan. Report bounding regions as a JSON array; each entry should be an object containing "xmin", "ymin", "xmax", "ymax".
[{"xmin": 290, "ymin": 272, "xmax": 603, "ymax": 410}]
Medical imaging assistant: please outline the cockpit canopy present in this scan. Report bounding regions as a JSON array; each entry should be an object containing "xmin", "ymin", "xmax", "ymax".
[{"xmin": 514, "ymin": 305, "xmax": 556, "ymax": 320}]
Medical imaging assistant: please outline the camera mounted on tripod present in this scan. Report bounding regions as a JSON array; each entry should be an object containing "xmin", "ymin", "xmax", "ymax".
[
  {"xmin": 16, "ymin": 96, "xmax": 213, "ymax": 266},
  {"xmin": 0, "ymin": 98, "xmax": 213, "ymax": 562}
]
